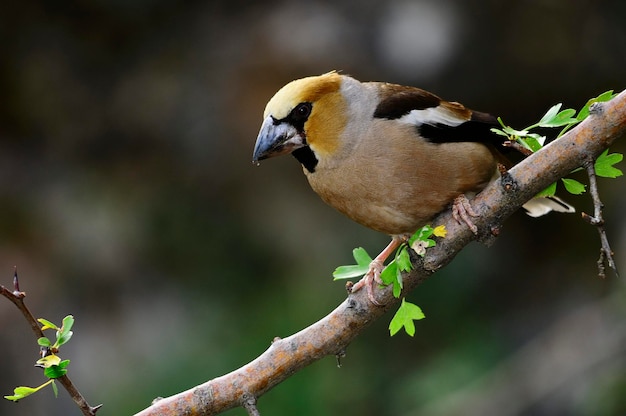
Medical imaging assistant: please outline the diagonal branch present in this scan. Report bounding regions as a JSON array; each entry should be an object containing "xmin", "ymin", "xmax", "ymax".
[
  {"xmin": 135, "ymin": 90, "xmax": 626, "ymax": 416},
  {"xmin": 1, "ymin": 270, "xmax": 103, "ymax": 416}
]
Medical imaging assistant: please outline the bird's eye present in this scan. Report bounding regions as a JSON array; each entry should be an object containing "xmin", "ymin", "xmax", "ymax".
[{"xmin": 293, "ymin": 103, "xmax": 312, "ymax": 121}]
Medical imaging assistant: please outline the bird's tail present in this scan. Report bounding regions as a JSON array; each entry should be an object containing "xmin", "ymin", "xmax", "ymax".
[{"xmin": 522, "ymin": 196, "xmax": 575, "ymax": 217}]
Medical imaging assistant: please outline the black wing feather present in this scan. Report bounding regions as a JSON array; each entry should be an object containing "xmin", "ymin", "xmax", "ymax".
[
  {"xmin": 372, "ymin": 83, "xmax": 504, "ymax": 148},
  {"xmin": 419, "ymin": 111, "xmax": 500, "ymax": 145}
]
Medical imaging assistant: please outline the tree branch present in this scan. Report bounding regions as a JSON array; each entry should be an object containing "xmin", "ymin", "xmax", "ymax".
[
  {"xmin": 1, "ymin": 270, "xmax": 102, "ymax": 416},
  {"xmin": 135, "ymin": 90, "xmax": 626, "ymax": 416}
]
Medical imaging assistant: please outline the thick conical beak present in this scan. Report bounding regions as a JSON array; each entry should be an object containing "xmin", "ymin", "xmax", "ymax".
[{"xmin": 252, "ymin": 116, "xmax": 305, "ymax": 164}]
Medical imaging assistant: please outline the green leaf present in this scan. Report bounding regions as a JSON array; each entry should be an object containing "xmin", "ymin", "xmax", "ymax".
[
  {"xmin": 536, "ymin": 103, "xmax": 562, "ymax": 126},
  {"xmin": 4, "ymin": 380, "xmax": 54, "ymax": 402},
  {"xmin": 408, "ymin": 225, "xmax": 434, "ymax": 245},
  {"xmin": 37, "ymin": 337, "xmax": 52, "ymax": 347},
  {"xmin": 44, "ymin": 365, "xmax": 68, "ymax": 379},
  {"xmin": 415, "ymin": 225, "xmax": 434, "ymax": 240},
  {"xmin": 380, "ymin": 246, "xmax": 413, "ymax": 298},
  {"xmin": 393, "ymin": 265, "xmax": 403, "ymax": 298},
  {"xmin": 51, "ymin": 380, "xmax": 58, "ymax": 398},
  {"xmin": 4, "ymin": 386, "xmax": 38, "ymax": 401},
  {"xmin": 539, "ymin": 108, "xmax": 578, "ymax": 127},
  {"xmin": 36, "ymin": 354, "xmax": 61, "ymax": 368},
  {"xmin": 561, "ymin": 178, "xmax": 586, "ymax": 195},
  {"xmin": 490, "ymin": 128, "xmax": 509, "ymax": 138},
  {"xmin": 56, "ymin": 330, "xmax": 73, "ymax": 347},
  {"xmin": 43, "ymin": 361, "xmax": 69, "ymax": 379},
  {"xmin": 396, "ymin": 247, "xmax": 412, "ymax": 272},
  {"xmin": 595, "ymin": 149, "xmax": 623, "ymax": 178},
  {"xmin": 351, "ymin": 247, "xmax": 373, "ymax": 266},
  {"xmin": 332, "ymin": 264, "xmax": 369, "ymax": 280},
  {"xmin": 332, "ymin": 247, "xmax": 372, "ymax": 280},
  {"xmin": 380, "ymin": 260, "xmax": 403, "ymax": 298},
  {"xmin": 38, "ymin": 318, "xmax": 58, "ymax": 331},
  {"xmin": 389, "ymin": 299, "xmax": 426, "ymax": 337},
  {"xmin": 536, "ymin": 182, "xmax": 557, "ymax": 198},
  {"xmin": 523, "ymin": 133, "xmax": 547, "ymax": 150},
  {"xmin": 535, "ymin": 103, "xmax": 578, "ymax": 128},
  {"xmin": 379, "ymin": 260, "xmax": 397, "ymax": 286},
  {"xmin": 60, "ymin": 315, "xmax": 74, "ymax": 335},
  {"xmin": 498, "ymin": 124, "xmax": 530, "ymax": 138}
]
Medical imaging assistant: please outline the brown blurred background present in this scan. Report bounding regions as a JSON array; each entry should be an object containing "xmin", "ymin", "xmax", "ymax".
[{"xmin": 0, "ymin": 1, "xmax": 625, "ymax": 415}]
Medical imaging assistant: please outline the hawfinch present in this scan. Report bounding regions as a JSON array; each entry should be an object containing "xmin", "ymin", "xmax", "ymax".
[{"xmin": 252, "ymin": 72, "xmax": 574, "ymax": 304}]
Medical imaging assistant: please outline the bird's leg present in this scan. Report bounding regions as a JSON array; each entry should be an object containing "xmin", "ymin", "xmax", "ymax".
[
  {"xmin": 452, "ymin": 194, "xmax": 479, "ymax": 234},
  {"xmin": 351, "ymin": 236, "xmax": 404, "ymax": 305}
]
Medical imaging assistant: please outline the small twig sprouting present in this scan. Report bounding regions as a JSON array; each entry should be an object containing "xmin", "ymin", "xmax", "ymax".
[
  {"xmin": 582, "ymin": 159, "xmax": 619, "ymax": 278},
  {"xmin": 242, "ymin": 394, "xmax": 261, "ymax": 416},
  {"xmin": 503, "ymin": 140, "xmax": 534, "ymax": 156}
]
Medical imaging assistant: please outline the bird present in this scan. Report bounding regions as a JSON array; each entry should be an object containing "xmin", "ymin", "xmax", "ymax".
[{"xmin": 252, "ymin": 71, "xmax": 574, "ymax": 304}]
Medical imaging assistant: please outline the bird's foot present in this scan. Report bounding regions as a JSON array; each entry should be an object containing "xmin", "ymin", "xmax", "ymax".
[
  {"xmin": 349, "ymin": 236, "xmax": 405, "ymax": 306},
  {"xmin": 452, "ymin": 194, "xmax": 478, "ymax": 234},
  {"xmin": 351, "ymin": 260, "xmax": 385, "ymax": 306}
]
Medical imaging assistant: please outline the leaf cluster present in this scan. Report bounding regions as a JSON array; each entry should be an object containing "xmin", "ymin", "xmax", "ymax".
[
  {"xmin": 4, "ymin": 315, "xmax": 74, "ymax": 402},
  {"xmin": 492, "ymin": 91, "xmax": 622, "ymax": 196},
  {"xmin": 334, "ymin": 225, "xmax": 446, "ymax": 336}
]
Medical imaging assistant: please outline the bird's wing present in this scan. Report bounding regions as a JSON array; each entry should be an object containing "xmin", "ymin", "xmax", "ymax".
[{"xmin": 372, "ymin": 83, "xmax": 503, "ymax": 148}]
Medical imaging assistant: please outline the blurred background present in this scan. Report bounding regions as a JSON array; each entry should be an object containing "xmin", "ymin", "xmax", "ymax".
[{"xmin": 0, "ymin": 1, "xmax": 625, "ymax": 415}]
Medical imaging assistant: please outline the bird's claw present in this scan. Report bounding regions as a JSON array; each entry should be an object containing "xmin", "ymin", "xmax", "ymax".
[
  {"xmin": 452, "ymin": 194, "xmax": 479, "ymax": 234},
  {"xmin": 351, "ymin": 260, "xmax": 385, "ymax": 306}
]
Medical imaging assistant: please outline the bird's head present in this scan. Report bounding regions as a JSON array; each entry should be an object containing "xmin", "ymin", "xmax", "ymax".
[{"xmin": 252, "ymin": 71, "xmax": 348, "ymax": 173}]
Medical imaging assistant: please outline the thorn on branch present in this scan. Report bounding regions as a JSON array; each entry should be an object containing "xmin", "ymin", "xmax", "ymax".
[
  {"xmin": 582, "ymin": 158, "xmax": 619, "ymax": 278},
  {"xmin": 13, "ymin": 265, "xmax": 21, "ymax": 293},
  {"xmin": 90, "ymin": 404, "xmax": 104, "ymax": 415}
]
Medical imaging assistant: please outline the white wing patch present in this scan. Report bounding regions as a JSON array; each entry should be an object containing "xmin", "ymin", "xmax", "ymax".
[{"xmin": 398, "ymin": 107, "xmax": 467, "ymax": 127}]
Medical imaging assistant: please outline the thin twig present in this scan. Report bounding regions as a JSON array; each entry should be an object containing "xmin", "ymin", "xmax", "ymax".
[
  {"xmin": 581, "ymin": 158, "xmax": 619, "ymax": 278},
  {"xmin": 1, "ymin": 270, "xmax": 103, "ymax": 415},
  {"xmin": 503, "ymin": 140, "xmax": 534, "ymax": 156}
]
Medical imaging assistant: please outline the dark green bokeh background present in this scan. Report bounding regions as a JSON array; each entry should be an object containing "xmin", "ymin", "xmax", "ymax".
[{"xmin": 1, "ymin": 1, "xmax": 625, "ymax": 415}]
